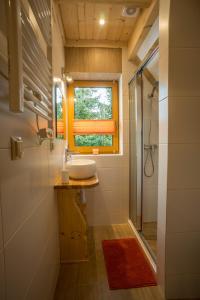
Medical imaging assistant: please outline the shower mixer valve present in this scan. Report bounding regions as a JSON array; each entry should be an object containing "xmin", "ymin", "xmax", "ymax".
[{"xmin": 144, "ymin": 144, "xmax": 157, "ymax": 152}]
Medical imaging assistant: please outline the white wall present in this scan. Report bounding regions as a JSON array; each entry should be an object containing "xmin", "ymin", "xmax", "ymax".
[
  {"xmin": 159, "ymin": 0, "xmax": 200, "ymax": 298},
  {"xmin": 73, "ymin": 48, "xmax": 135, "ymax": 226},
  {"xmin": 0, "ymin": 1, "xmax": 65, "ymax": 299},
  {"xmin": 137, "ymin": 17, "xmax": 159, "ymax": 61}
]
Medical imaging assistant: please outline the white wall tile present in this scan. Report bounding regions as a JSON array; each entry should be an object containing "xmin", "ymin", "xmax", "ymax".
[
  {"xmin": 0, "ymin": 251, "xmax": 5, "ymax": 300},
  {"xmin": 123, "ymin": 120, "xmax": 129, "ymax": 145},
  {"xmin": 169, "ymin": 48, "xmax": 200, "ymax": 97},
  {"xmin": 123, "ymin": 97, "xmax": 130, "ymax": 120},
  {"xmin": 165, "ymin": 274, "xmax": 186, "ymax": 299},
  {"xmin": 0, "ymin": 149, "xmax": 32, "ymax": 242},
  {"xmin": 158, "ymin": 143, "xmax": 168, "ymax": 189},
  {"xmin": 0, "ymin": 141, "xmax": 63, "ymax": 300},
  {"xmin": 86, "ymin": 190, "xmax": 113, "ymax": 226},
  {"xmin": 183, "ymin": 274, "xmax": 200, "ymax": 299},
  {"xmin": 157, "ymin": 143, "xmax": 168, "ymax": 290},
  {"xmin": 87, "ymin": 189, "xmax": 118, "ymax": 216},
  {"xmin": 0, "ymin": 207, "xmax": 3, "ymax": 252},
  {"xmin": 157, "ymin": 216, "xmax": 166, "ymax": 292},
  {"xmin": 25, "ymin": 230, "xmax": 60, "ymax": 300},
  {"xmin": 159, "ymin": 98, "xmax": 168, "ymax": 144},
  {"xmin": 170, "ymin": 0, "xmax": 200, "ymax": 48},
  {"xmin": 168, "ymin": 143, "xmax": 200, "ymax": 189},
  {"xmin": 167, "ymin": 189, "xmax": 200, "ymax": 233},
  {"xmin": 75, "ymin": 154, "xmax": 128, "ymax": 169},
  {"xmin": 0, "ymin": 1, "xmax": 64, "ymax": 299},
  {"xmin": 48, "ymin": 140, "xmax": 64, "ymax": 186},
  {"xmin": 4, "ymin": 190, "xmax": 56, "ymax": 300},
  {"xmin": 86, "ymin": 182, "xmax": 128, "ymax": 226},
  {"xmin": 159, "ymin": 1, "xmax": 200, "ymax": 298},
  {"xmin": 95, "ymin": 168, "xmax": 121, "ymax": 191},
  {"xmin": 0, "ymin": 145, "xmax": 49, "ymax": 243},
  {"xmin": 169, "ymin": 97, "xmax": 200, "ymax": 143},
  {"xmin": 166, "ymin": 273, "xmax": 200, "ymax": 299},
  {"xmin": 166, "ymin": 231, "xmax": 200, "ymax": 276},
  {"xmin": 0, "ymin": 106, "xmax": 47, "ymax": 149}
]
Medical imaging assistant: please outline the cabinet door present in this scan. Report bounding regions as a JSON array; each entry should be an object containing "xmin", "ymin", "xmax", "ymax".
[{"xmin": 57, "ymin": 189, "xmax": 88, "ymax": 263}]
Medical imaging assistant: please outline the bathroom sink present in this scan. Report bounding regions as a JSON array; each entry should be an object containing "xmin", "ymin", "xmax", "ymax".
[{"xmin": 66, "ymin": 159, "xmax": 96, "ymax": 179}]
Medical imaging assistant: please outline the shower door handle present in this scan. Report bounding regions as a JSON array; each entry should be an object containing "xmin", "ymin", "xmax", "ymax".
[{"xmin": 144, "ymin": 144, "xmax": 157, "ymax": 151}]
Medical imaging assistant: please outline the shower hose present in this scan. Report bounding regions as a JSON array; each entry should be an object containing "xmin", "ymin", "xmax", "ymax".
[
  {"xmin": 144, "ymin": 146, "xmax": 154, "ymax": 177},
  {"xmin": 144, "ymin": 118, "xmax": 155, "ymax": 178}
]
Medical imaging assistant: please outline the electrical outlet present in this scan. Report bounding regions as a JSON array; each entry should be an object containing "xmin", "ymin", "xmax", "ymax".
[{"xmin": 10, "ymin": 136, "xmax": 24, "ymax": 160}]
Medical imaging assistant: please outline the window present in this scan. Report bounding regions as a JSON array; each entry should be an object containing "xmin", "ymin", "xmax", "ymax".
[
  {"xmin": 68, "ymin": 81, "xmax": 119, "ymax": 154},
  {"xmin": 55, "ymin": 84, "xmax": 66, "ymax": 140}
]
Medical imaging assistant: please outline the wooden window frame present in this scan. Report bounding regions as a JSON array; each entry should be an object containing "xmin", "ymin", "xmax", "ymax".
[
  {"xmin": 68, "ymin": 80, "xmax": 119, "ymax": 154},
  {"xmin": 54, "ymin": 83, "xmax": 67, "ymax": 140}
]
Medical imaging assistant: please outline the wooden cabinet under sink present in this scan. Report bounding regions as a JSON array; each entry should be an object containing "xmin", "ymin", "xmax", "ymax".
[{"xmin": 54, "ymin": 176, "xmax": 98, "ymax": 263}]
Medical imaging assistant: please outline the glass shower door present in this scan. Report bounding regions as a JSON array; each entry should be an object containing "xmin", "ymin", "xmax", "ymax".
[
  {"xmin": 141, "ymin": 54, "xmax": 159, "ymax": 258},
  {"xmin": 129, "ymin": 50, "xmax": 159, "ymax": 260},
  {"xmin": 129, "ymin": 74, "xmax": 142, "ymax": 231}
]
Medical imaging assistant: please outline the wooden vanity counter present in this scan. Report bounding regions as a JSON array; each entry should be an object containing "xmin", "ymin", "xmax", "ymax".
[
  {"xmin": 54, "ymin": 175, "xmax": 99, "ymax": 264},
  {"xmin": 54, "ymin": 174, "xmax": 99, "ymax": 190}
]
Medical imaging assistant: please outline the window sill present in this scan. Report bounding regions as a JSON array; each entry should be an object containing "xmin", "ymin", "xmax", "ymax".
[{"xmin": 72, "ymin": 153, "xmax": 123, "ymax": 158}]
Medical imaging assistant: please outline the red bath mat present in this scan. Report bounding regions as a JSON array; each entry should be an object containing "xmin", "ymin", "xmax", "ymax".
[{"xmin": 102, "ymin": 238, "xmax": 157, "ymax": 289}]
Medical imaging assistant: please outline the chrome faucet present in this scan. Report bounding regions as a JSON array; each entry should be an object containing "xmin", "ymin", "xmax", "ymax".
[{"xmin": 65, "ymin": 148, "xmax": 78, "ymax": 162}]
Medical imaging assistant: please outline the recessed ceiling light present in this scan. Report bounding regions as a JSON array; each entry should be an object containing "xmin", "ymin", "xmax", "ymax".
[
  {"xmin": 66, "ymin": 76, "xmax": 73, "ymax": 83},
  {"xmin": 62, "ymin": 72, "xmax": 73, "ymax": 83},
  {"xmin": 53, "ymin": 77, "xmax": 62, "ymax": 83},
  {"xmin": 99, "ymin": 18, "xmax": 105, "ymax": 26}
]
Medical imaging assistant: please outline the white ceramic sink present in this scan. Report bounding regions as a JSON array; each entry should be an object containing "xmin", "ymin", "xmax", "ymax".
[{"xmin": 66, "ymin": 159, "xmax": 96, "ymax": 179}]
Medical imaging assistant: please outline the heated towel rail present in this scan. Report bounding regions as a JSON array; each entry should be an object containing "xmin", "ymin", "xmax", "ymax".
[{"xmin": 7, "ymin": 0, "xmax": 53, "ymax": 122}]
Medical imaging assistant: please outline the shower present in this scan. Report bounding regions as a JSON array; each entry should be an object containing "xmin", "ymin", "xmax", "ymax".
[
  {"xmin": 129, "ymin": 50, "xmax": 159, "ymax": 260},
  {"xmin": 144, "ymin": 81, "xmax": 158, "ymax": 178},
  {"xmin": 148, "ymin": 81, "xmax": 158, "ymax": 98}
]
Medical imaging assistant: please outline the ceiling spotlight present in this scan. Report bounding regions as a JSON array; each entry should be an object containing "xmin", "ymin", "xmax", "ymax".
[
  {"xmin": 66, "ymin": 76, "xmax": 73, "ymax": 83},
  {"xmin": 53, "ymin": 77, "xmax": 62, "ymax": 83},
  {"xmin": 99, "ymin": 18, "xmax": 105, "ymax": 26},
  {"xmin": 62, "ymin": 72, "xmax": 73, "ymax": 83}
]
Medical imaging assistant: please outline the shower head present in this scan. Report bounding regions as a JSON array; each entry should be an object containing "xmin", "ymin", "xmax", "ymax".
[{"xmin": 148, "ymin": 81, "xmax": 159, "ymax": 99}]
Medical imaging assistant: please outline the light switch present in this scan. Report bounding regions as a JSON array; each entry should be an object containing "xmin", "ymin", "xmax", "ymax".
[{"xmin": 10, "ymin": 136, "xmax": 24, "ymax": 160}]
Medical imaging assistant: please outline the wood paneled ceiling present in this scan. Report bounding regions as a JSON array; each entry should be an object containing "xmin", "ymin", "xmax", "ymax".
[{"xmin": 57, "ymin": 0, "xmax": 152, "ymax": 43}]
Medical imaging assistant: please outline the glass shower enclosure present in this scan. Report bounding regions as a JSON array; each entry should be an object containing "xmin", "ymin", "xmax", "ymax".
[{"xmin": 129, "ymin": 50, "xmax": 159, "ymax": 260}]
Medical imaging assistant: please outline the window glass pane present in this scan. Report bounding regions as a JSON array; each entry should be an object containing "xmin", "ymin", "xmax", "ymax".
[
  {"xmin": 55, "ymin": 85, "xmax": 64, "ymax": 139},
  {"xmin": 74, "ymin": 135, "xmax": 113, "ymax": 146},
  {"xmin": 56, "ymin": 86, "xmax": 63, "ymax": 120},
  {"xmin": 74, "ymin": 87, "xmax": 112, "ymax": 120}
]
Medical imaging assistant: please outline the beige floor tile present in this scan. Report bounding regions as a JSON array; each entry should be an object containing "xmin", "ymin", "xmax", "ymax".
[{"xmin": 54, "ymin": 224, "xmax": 164, "ymax": 300}]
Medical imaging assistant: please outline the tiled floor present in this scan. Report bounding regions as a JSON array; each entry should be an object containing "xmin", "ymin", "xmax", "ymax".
[{"xmin": 54, "ymin": 224, "xmax": 164, "ymax": 300}]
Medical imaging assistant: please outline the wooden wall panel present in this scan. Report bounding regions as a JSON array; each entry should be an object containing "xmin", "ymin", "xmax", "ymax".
[
  {"xmin": 65, "ymin": 47, "xmax": 122, "ymax": 73},
  {"xmin": 59, "ymin": 1, "xmax": 151, "ymax": 42}
]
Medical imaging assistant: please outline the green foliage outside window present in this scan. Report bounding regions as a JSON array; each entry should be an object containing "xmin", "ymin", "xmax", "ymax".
[
  {"xmin": 56, "ymin": 86, "xmax": 63, "ymax": 120},
  {"xmin": 55, "ymin": 85, "xmax": 64, "ymax": 140},
  {"xmin": 56, "ymin": 102, "xmax": 63, "ymax": 120},
  {"xmin": 75, "ymin": 135, "xmax": 112, "ymax": 146},
  {"xmin": 74, "ymin": 87, "xmax": 113, "ymax": 146}
]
